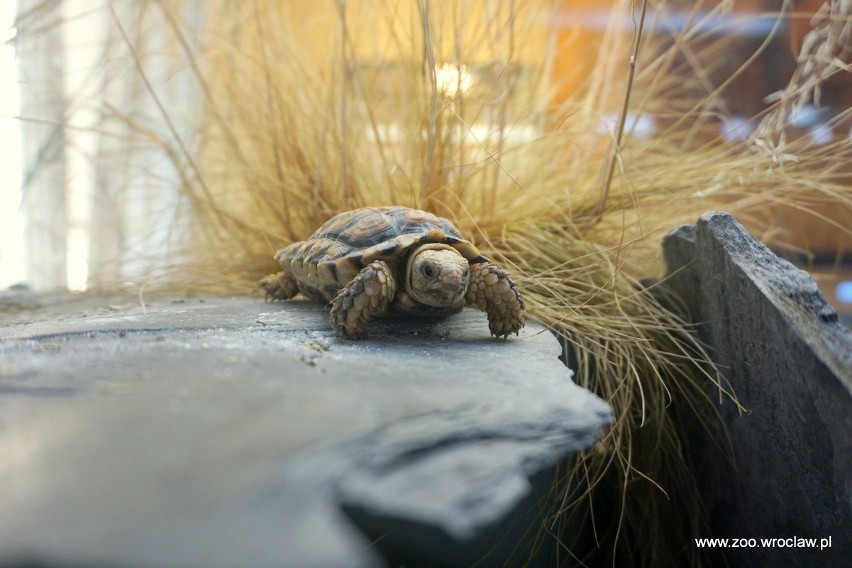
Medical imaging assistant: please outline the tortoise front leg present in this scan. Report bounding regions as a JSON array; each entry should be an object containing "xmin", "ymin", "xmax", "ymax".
[
  {"xmin": 257, "ymin": 271, "xmax": 299, "ymax": 301},
  {"xmin": 466, "ymin": 262, "xmax": 525, "ymax": 338},
  {"xmin": 330, "ymin": 260, "xmax": 397, "ymax": 339}
]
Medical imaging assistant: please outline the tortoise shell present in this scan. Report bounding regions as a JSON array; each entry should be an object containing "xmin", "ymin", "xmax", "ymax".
[{"xmin": 276, "ymin": 206, "xmax": 487, "ymax": 304}]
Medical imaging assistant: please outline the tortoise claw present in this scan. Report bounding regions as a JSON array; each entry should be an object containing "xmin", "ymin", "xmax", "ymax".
[
  {"xmin": 466, "ymin": 262, "xmax": 525, "ymax": 338},
  {"xmin": 329, "ymin": 260, "xmax": 397, "ymax": 339},
  {"xmin": 257, "ymin": 271, "xmax": 299, "ymax": 301}
]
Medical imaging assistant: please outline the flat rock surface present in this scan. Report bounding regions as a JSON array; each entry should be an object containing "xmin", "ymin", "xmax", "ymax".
[{"xmin": 0, "ymin": 295, "xmax": 611, "ymax": 568}]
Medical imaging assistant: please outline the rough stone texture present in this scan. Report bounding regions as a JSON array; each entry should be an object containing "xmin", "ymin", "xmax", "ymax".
[
  {"xmin": 0, "ymin": 296, "xmax": 611, "ymax": 568},
  {"xmin": 663, "ymin": 212, "xmax": 852, "ymax": 567}
]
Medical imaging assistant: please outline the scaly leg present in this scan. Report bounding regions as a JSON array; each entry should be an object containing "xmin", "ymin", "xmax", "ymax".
[
  {"xmin": 257, "ymin": 271, "xmax": 299, "ymax": 301},
  {"xmin": 465, "ymin": 262, "xmax": 525, "ymax": 338},
  {"xmin": 330, "ymin": 260, "xmax": 397, "ymax": 339}
]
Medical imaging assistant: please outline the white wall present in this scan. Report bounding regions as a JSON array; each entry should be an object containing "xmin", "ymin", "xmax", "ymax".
[
  {"xmin": 11, "ymin": 0, "xmax": 201, "ymax": 292},
  {"xmin": 0, "ymin": 3, "xmax": 24, "ymax": 290}
]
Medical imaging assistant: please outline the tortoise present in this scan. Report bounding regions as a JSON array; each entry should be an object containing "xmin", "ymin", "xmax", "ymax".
[{"xmin": 258, "ymin": 206, "xmax": 525, "ymax": 339}]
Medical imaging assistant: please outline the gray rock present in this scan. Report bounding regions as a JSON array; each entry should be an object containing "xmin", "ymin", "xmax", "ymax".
[
  {"xmin": 0, "ymin": 297, "xmax": 611, "ymax": 568},
  {"xmin": 663, "ymin": 211, "xmax": 852, "ymax": 567}
]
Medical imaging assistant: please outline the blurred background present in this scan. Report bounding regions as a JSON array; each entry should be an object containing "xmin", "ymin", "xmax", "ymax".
[
  {"xmin": 0, "ymin": 2, "xmax": 22, "ymax": 290},
  {"xmin": 1, "ymin": 0, "xmax": 850, "ymax": 321}
]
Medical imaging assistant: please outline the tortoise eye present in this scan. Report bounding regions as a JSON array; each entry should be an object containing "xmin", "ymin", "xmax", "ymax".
[{"xmin": 423, "ymin": 264, "xmax": 435, "ymax": 278}]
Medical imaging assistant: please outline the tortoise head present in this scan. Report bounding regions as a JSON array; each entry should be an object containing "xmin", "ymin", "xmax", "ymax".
[{"xmin": 406, "ymin": 243, "xmax": 470, "ymax": 308}]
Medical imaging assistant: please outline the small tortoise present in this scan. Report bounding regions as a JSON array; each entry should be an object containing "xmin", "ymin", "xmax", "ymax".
[{"xmin": 258, "ymin": 206, "xmax": 525, "ymax": 339}]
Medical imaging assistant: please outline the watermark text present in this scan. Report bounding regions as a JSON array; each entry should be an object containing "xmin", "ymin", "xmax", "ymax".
[{"xmin": 695, "ymin": 536, "xmax": 832, "ymax": 550}]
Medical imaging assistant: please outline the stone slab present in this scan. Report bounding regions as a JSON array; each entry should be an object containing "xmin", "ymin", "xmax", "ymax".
[
  {"xmin": 0, "ymin": 296, "xmax": 611, "ymax": 568},
  {"xmin": 663, "ymin": 212, "xmax": 852, "ymax": 567}
]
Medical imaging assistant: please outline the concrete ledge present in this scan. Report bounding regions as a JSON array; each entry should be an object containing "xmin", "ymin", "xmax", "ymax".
[
  {"xmin": 0, "ymin": 297, "xmax": 610, "ymax": 568},
  {"xmin": 663, "ymin": 212, "xmax": 852, "ymax": 567}
]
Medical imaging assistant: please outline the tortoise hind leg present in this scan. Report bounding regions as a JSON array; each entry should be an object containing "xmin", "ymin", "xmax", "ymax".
[
  {"xmin": 465, "ymin": 262, "xmax": 525, "ymax": 338},
  {"xmin": 257, "ymin": 271, "xmax": 299, "ymax": 301},
  {"xmin": 330, "ymin": 260, "xmax": 397, "ymax": 339}
]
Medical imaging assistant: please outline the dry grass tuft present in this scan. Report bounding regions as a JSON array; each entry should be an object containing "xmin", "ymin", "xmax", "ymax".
[{"xmin": 49, "ymin": 0, "xmax": 851, "ymax": 565}]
